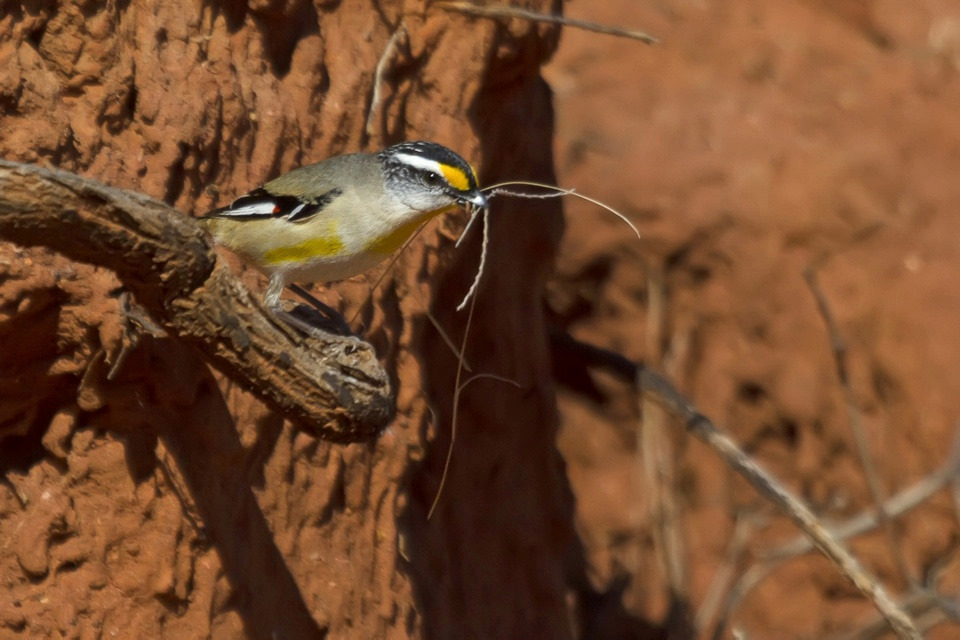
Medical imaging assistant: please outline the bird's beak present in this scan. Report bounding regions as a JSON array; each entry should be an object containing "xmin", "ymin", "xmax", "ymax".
[{"xmin": 459, "ymin": 191, "xmax": 487, "ymax": 210}]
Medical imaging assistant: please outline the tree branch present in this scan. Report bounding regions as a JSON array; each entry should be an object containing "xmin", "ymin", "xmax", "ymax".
[
  {"xmin": 435, "ymin": 1, "xmax": 660, "ymax": 45},
  {"xmin": 0, "ymin": 160, "xmax": 394, "ymax": 441},
  {"xmin": 549, "ymin": 330, "xmax": 920, "ymax": 639},
  {"xmin": 637, "ymin": 369, "xmax": 921, "ymax": 640}
]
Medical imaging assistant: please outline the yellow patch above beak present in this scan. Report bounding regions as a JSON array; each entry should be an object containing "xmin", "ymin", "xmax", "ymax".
[{"xmin": 439, "ymin": 163, "xmax": 471, "ymax": 192}]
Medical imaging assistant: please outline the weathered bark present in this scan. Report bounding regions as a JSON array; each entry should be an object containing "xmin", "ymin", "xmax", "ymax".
[{"xmin": 0, "ymin": 160, "xmax": 393, "ymax": 441}]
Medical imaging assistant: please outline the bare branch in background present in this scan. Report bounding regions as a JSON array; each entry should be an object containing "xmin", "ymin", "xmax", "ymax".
[
  {"xmin": 711, "ymin": 430, "xmax": 960, "ymax": 637},
  {"xmin": 805, "ymin": 261, "xmax": 913, "ymax": 586},
  {"xmin": 549, "ymin": 331, "xmax": 920, "ymax": 638},
  {"xmin": 435, "ymin": 1, "xmax": 660, "ymax": 45},
  {"xmin": 366, "ymin": 23, "xmax": 407, "ymax": 139},
  {"xmin": 638, "ymin": 367, "xmax": 920, "ymax": 639},
  {"xmin": 638, "ymin": 266, "xmax": 690, "ymax": 614}
]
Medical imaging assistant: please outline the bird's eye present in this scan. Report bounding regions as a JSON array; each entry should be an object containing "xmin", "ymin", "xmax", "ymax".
[{"xmin": 423, "ymin": 171, "xmax": 443, "ymax": 187}]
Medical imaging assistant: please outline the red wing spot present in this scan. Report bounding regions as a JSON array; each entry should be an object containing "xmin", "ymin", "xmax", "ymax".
[{"xmin": 272, "ymin": 205, "xmax": 281, "ymax": 214}]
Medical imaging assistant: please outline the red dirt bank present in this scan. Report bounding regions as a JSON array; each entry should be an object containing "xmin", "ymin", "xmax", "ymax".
[{"xmin": 2, "ymin": 0, "xmax": 960, "ymax": 638}]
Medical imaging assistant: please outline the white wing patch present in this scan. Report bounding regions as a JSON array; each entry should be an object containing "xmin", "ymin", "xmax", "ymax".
[
  {"xmin": 222, "ymin": 202, "xmax": 277, "ymax": 217},
  {"xmin": 286, "ymin": 204, "xmax": 307, "ymax": 219}
]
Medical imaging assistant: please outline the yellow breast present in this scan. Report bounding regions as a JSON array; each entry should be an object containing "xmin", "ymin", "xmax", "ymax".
[{"xmin": 364, "ymin": 206, "xmax": 452, "ymax": 255}]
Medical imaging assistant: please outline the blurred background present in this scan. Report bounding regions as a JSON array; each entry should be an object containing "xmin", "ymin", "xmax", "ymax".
[
  {"xmin": 3, "ymin": 0, "xmax": 960, "ymax": 638},
  {"xmin": 546, "ymin": 0, "xmax": 960, "ymax": 637}
]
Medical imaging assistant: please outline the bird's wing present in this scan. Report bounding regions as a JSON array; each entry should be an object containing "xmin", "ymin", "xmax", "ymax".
[{"xmin": 203, "ymin": 187, "xmax": 343, "ymax": 223}]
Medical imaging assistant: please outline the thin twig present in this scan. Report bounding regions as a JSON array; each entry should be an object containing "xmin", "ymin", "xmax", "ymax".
[
  {"xmin": 763, "ymin": 427, "xmax": 960, "ymax": 562},
  {"xmin": 949, "ymin": 425, "xmax": 960, "ymax": 530},
  {"xmin": 638, "ymin": 368, "xmax": 921, "ymax": 639},
  {"xmin": 423, "ymin": 307, "xmax": 474, "ymax": 373},
  {"xmin": 349, "ymin": 220, "xmax": 429, "ymax": 326},
  {"xmin": 456, "ymin": 204, "xmax": 490, "ymax": 311},
  {"xmin": 107, "ymin": 292, "xmax": 168, "ymax": 380},
  {"xmin": 841, "ymin": 588, "xmax": 960, "ymax": 639},
  {"xmin": 484, "ymin": 181, "xmax": 641, "ymax": 241},
  {"xmin": 804, "ymin": 264, "xmax": 913, "ymax": 586},
  {"xmin": 455, "ymin": 203, "xmax": 482, "ymax": 249},
  {"xmin": 639, "ymin": 266, "xmax": 689, "ymax": 604},
  {"xmin": 425, "ymin": 330, "xmax": 522, "ymax": 520},
  {"xmin": 713, "ymin": 437, "xmax": 960, "ymax": 639},
  {"xmin": 428, "ymin": 290, "xmax": 478, "ymax": 520},
  {"xmin": 366, "ymin": 24, "xmax": 407, "ymax": 138},
  {"xmin": 547, "ymin": 330, "xmax": 922, "ymax": 637},
  {"xmin": 696, "ymin": 512, "xmax": 763, "ymax": 633},
  {"xmin": 952, "ymin": 472, "xmax": 960, "ymax": 530},
  {"xmin": 435, "ymin": 1, "xmax": 659, "ymax": 45},
  {"xmin": 711, "ymin": 561, "xmax": 777, "ymax": 640}
]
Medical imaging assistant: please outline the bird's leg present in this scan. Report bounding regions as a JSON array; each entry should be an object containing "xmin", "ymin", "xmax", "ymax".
[
  {"xmin": 270, "ymin": 305, "xmax": 341, "ymax": 339},
  {"xmin": 263, "ymin": 275, "xmax": 353, "ymax": 337},
  {"xmin": 264, "ymin": 274, "xmax": 285, "ymax": 309},
  {"xmin": 287, "ymin": 284, "xmax": 344, "ymax": 323},
  {"xmin": 287, "ymin": 284, "xmax": 353, "ymax": 335}
]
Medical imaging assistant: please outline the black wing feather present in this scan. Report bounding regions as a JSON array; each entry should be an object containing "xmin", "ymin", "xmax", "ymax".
[{"xmin": 204, "ymin": 187, "xmax": 342, "ymax": 223}]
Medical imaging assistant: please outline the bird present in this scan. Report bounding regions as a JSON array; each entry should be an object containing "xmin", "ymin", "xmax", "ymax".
[{"xmin": 198, "ymin": 141, "xmax": 487, "ymax": 331}]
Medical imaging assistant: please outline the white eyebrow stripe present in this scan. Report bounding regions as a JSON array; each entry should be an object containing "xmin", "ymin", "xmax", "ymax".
[{"xmin": 392, "ymin": 153, "xmax": 445, "ymax": 175}]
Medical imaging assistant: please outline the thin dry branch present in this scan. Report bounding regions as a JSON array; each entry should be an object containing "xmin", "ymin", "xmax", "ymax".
[
  {"xmin": 639, "ymin": 266, "xmax": 689, "ymax": 604},
  {"xmin": 805, "ymin": 264, "xmax": 912, "ymax": 585},
  {"xmin": 764, "ymin": 428, "xmax": 960, "ymax": 562},
  {"xmin": 436, "ymin": 1, "xmax": 660, "ymax": 45},
  {"xmin": 0, "ymin": 160, "xmax": 394, "ymax": 441},
  {"xmin": 696, "ymin": 512, "xmax": 763, "ymax": 633},
  {"xmin": 841, "ymin": 587, "xmax": 960, "ymax": 640},
  {"xmin": 711, "ymin": 432, "xmax": 960, "ymax": 638},
  {"xmin": 366, "ymin": 23, "xmax": 407, "ymax": 138},
  {"xmin": 548, "ymin": 332, "xmax": 920, "ymax": 639},
  {"xmin": 638, "ymin": 368, "xmax": 920, "ymax": 640}
]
